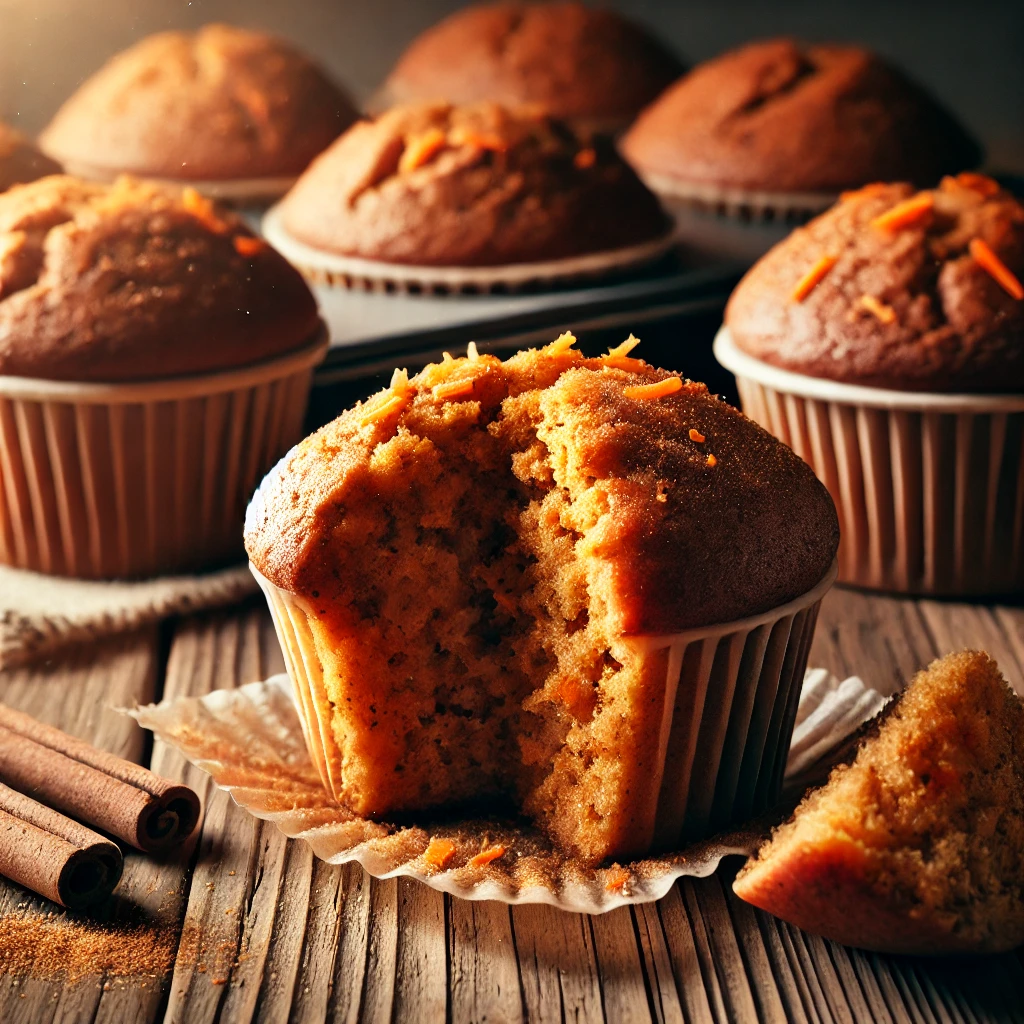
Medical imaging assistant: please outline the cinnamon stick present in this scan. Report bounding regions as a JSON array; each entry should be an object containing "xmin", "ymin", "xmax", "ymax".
[
  {"xmin": 0, "ymin": 704, "xmax": 200, "ymax": 853},
  {"xmin": 0, "ymin": 782, "xmax": 122, "ymax": 909}
]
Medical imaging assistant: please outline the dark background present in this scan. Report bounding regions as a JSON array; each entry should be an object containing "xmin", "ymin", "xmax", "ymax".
[{"xmin": 1, "ymin": 0, "xmax": 1022, "ymax": 172}]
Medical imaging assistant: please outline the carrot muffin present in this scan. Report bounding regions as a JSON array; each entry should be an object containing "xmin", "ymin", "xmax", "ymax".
[
  {"xmin": 39, "ymin": 24, "xmax": 358, "ymax": 185},
  {"xmin": 734, "ymin": 651, "xmax": 1024, "ymax": 955},
  {"xmin": 0, "ymin": 175, "xmax": 319, "ymax": 381},
  {"xmin": 277, "ymin": 101, "xmax": 672, "ymax": 268},
  {"xmin": 0, "ymin": 123, "xmax": 62, "ymax": 192},
  {"xmin": 245, "ymin": 336, "xmax": 839, "ymax": 864},
  {"xmin": 724, "ymin": 175, "xmax": 1024, "ymax": 393},
  {"xmin": 622, "ymin": 39, "xmax": 981, "ymax": 204},
  {"xmin": 377, "ymin": 2, "xmax": 684, "ymax": 131}
]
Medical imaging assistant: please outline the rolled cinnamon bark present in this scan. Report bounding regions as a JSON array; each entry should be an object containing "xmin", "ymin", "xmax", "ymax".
[
  {"xmin": 0, "ymin": 704, "xmax": 200, "ymax": 852},
  {"xmin": 0, "ymin": 782, "xmax": 122, "ymax": 909}
]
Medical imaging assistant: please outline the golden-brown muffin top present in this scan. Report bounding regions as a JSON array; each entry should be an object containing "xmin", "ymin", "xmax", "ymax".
[
  {"xmin": 622, "ymin": 39, "xmax": 981, "ymax": 194},
  {"xmin": 0, "ymin": 175, "xmax": 319, "ymax": 381},
  {"xmin": 726, "ymin": 175, "xmax": 1024, "ymax": 392},
  {"xmin": 40, "ymin": 24, "xmax": 358, "ymax": 181},
  {"xmin": 246, "ymin": 337, "xmax": 838, "ymax": 633},
  {"xmin": 0, "ymin": 123, "xmax": 63, "ymax": 192},
  {"xmin": 279, "ymin": 101, "xmax": 670, "ymax": 266}
]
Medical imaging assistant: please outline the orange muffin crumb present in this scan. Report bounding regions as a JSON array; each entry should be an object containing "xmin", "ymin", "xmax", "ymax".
[{"xmin": 733, "ymin": 651, "xmax": 1024, "ymax": 954}]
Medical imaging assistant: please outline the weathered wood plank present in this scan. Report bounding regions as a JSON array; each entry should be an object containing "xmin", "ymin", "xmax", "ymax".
[
  {"xmin": 449, "ymin": 899, "xmax": 523, "ymax": 1024},
  {"xmin": 588, "ymin": 907, "xmax": 652, "ymax": 1023},
  {"xmin": 633, "ymin": 902, "xmax": 686, "ymax": 1024}
]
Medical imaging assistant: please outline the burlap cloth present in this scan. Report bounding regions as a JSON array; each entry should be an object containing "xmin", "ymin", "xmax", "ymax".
[{"xmin": 0, "ymin": 564, "xmax": 257, "ymax": 668}]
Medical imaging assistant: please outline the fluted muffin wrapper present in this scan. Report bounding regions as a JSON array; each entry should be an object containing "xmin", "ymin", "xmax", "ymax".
[
  {"xmin": 247, "ymin": 559, "xmax": 835, "ymax": 907},
  {"xmin": 0, "ymin": 331, "xmax": 328, "ymax": 579},
  {"xmin": 261, "ymin": 204, "xmax": 678, "ymax": 294},
  {"xmin": 715, "ymin": 326, "xmax": 1024, "ymax": 595},
  {"xmin": 639, "ymin": 172, "xmax": 838, "ymax": 225}
]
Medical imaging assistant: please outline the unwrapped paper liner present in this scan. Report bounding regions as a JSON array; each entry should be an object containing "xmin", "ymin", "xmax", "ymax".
[
  {"xmin": 130, "ymin": 667, "xmax": 887, "ymax": 913},
  {"xmin": 0, "ymin": 562, "xmax": 258, "ymax": 668}
]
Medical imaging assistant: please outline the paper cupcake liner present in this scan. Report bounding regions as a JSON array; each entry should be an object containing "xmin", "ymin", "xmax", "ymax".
[
  {"xmin": 638, "ymin": 172, "xmax": 838, "ymax": 225},
  {"xmin": 715, "ymin": 327, "xmax": 1024, "ymax": 595},
  {"xmin": 128, "ymin": 650, "xmax": 875, "ymax": 913},
  {"xmin": 251, "ymin": 559, "xmax": 836, "ymax": 853},
  {"xmin": 262, "ymin": 205, "xmax": 678, "ymax": 295},
  {"xmin": 49, "ymin": 158, "xmax": 298, "ymax": 204},
  {"xmin": 0, "ymin": 331, "xmax": 328, "ymax": 579}
]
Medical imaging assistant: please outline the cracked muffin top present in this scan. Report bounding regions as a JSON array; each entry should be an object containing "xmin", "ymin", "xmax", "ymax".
[
  {"xmin": 377, "ymin": 2, "xmax": 684, "ymax": 131},
  {"xmin": 39, "ymin": 24, "xmax": 358, "ymax": 182},
  {"xmin": 621, "ymin": 39, "xmax": 981, "ymax": 195},
  {"xmin": 724, "ymin": 175, "xmax": 1024, "ymax": 392},
  {"xmin": 0, "ymin": 123, "xmax": 62, "ymax": 192},
  {"xmin": 278, "ymin": 101, "xmax": 671, "ymax": 267},
  {"xmin": 0, "ymin": 176, "xmax": 319, "ymax": 382}
]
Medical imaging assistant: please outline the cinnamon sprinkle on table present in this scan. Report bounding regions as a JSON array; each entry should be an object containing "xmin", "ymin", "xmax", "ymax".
[
  {"xmin": 969, "ymin": 239, "xmax": 1024, "ymax": 300},
  {"xmin": 790, "ymin": 255, "xmax": 837, "ymax": 302}
]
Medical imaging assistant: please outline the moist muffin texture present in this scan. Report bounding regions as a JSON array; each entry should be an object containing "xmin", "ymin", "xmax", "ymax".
[
  {"xmin": 0, "ymin": 175, "xmax": 319, "ymax": 381},
  {"xmin": 378, "ymin": 2, "xmax": 684, "ymax": 129},
  {"xmin": 245, "ymin": 336, "xmax": 839, "ymax": 864},
  {"xmin": 39, "ymin": 24, "xmax": 358, "ymax": 181},
  {"xmin": 734, "ymin": 651, "xmax": 1024, "ymax": 955},
  {"xmin": 725, "ymin": 175, "xmax": 1024, "ymax": 392},
  {"xmin": 0, "ymin": 123, "xmax": 62, "ymax": 192},
  {"xmin": 279, "ymin": 101, "xmax": 671, "ymax": 267},
  {"xmin": 621, "ymin": 39, "xmax": 981, "ymax": 195}
]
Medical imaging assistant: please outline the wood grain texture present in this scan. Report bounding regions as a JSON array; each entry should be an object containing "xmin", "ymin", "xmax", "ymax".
[{"xmin": 0, "ymin": 587, "xmax": 1021, "ymax": 1024}]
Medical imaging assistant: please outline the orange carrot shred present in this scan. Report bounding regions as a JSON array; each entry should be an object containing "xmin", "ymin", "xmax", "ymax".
[
  {"xmin": 433, "ymin": 378, "xmax": 475, "ymax": 401},
  {"xmin": 970, "ymin": 239, "xmax": 1024, "ymax": 300},
  {"xmin": 623, "ymin": 377, "xmax": 683, "ymax": 401},
  {"xmin": 544, "ymin": 331, "xmax": 577, "ymax": 356},
  {"xmin": 870, "ymin": 193, "xmax": 934, "ymax": 232},
  {"xmin": 359, "ymin": 392, "xmax": 406, "ymax": 427},
  {"xmin": 424, "ymin": 838, "xmax": 456, "ymax": 869},
  {"xmin": 605, "ymin": 867, "xmax": 630, "ymax": 892},
  {"xmin": 706, "ymin": 453, "xmax": 717, "ymax": 467},
  {"xmin": 840, "ymin": 182, "xmax": 889, "ymax": 202},
  {"xmin": 448, "ymin": 127, "xmax": 508, "ymax": 152},
  {"xmin": 233, "ymin": 235, "xmax": 266, "ymax": 257},
  {"xmin": 469, "ymin": 844, "xmax": 505, "ymax": 868},
  {"xmin": 942, "ymin": 172, "xmax": 1000, "ymax": 198},
  {"xmin": 790, "ymin": 255, "xmax": 837, "ymax": 302},
  {"xmin": 182, "ymin": 187, "xmax": 229, "ymax": 234},
  {"xmin": 601, "ymin": 334, "xmax": 644, "ymax": 369},
  {"xmin": 399, "ymin": 128, "xmax": 448, "ymax": 173},
  {"xmin": 573, "ymin": 148, "xmax": 597, "ymax": 169},
  {"xmin": 857, "ymin": 294, "xmax": 897, "ymax": 324},
  {"xmin": 688, "ymin": 428, "xmax": 705, "ymax": 443}
]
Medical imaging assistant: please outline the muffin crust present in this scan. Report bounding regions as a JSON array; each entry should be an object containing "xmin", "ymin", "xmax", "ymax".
[
  {"xmin": 0, "ymin": 123, "xmax": 62, "ymax": 192},
  {"xmin": 0, "ymin": 176, "xmax": 319, "ymax": 381},
  {"xmin": 725, "ymin": 176, "xmax": 1024, "ymax": 392},
  {"xmin": 40, "ymin": 24, "xmax": 358, "ymax": 181},
  {"xmin": 379, "ymin": 2, "xmax": 684, "ymax": 129},
  {"xmin": 621, "ymin": 39, "xmax": 981, "ymax": 195},
  {"xmin": 279, "ymin": 101, "xmax": 671, "ymax": 267}
]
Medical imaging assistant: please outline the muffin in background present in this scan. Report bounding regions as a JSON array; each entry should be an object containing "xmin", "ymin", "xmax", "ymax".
[
  {"xmin": 622, "ymin": 39, "xmax": 982, "ymax": 220},
  {"xmin": 0, "ymin": 123, "xmax": 62, "ymax": 192},
  {"xmin": 246, "ymin": 335, "xmax": 838, "ymax": 865},
  {"xmin": 270, "ymin": 100, "xmax": 673, "ymax": 288},
  {"xmin": 39, "ymin": 24, "xmax": 358, "ymax": 196},
  {"xmin": 0, "ymin": 175, "xmax": 326, "ymax": 577},
  {"xmin": 377, "ymin": 2, "xmax": 684, "ymax": 133},
  {"xmin": 715, "ymin": 174, "xmax": 1024, "ymax": 594}
]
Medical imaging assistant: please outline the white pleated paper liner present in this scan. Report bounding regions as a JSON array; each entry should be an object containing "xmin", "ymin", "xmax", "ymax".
[
  {"xmin": 49, "ymin": 158, "xmax": 298, "ymax": 204},
  {"xmin": 637, "ymin": 172, "xmax": 838, "ymax": 224},
  {"xmin": 715, "ymin": 326, "xmax": 1024, "ymax": 595},
  {"xmin": 129, "ymin": 662, "xmax": 884, "ymax": 913},
  {"xmin": 0, "ymin": 329, "xmax": 328, "ymax": 580},
  {"xmin": 262, "ymin": 204, "xmax": 678, "ymax": 294}
]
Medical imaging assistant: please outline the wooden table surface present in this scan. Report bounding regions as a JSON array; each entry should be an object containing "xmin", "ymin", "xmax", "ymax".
[{"xmin": 0, "ymin": 586, "xmax": 1022, "ymax": 1024}]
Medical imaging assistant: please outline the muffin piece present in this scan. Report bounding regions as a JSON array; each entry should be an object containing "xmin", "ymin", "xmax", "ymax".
[
  {"xmin": 279, "ymin": 101, "xmax": 671, "ymax": 267},
  {"xmin": 724, "ymin": 175, "xmax": 1024, "ymax": 392},
  {"xmin": 622, "ymin": 39, "xmax": 981, "ymax": 197},
  {"xmin": 378, "ymin": 2, "xmax": 684, "ymax": 130},
  {"xmin": 734, "ymin": 651, "xmax": 1024, "ymax": 955},
  {"xmin": 0, "ymin": 175, "xmax": 319, "ymax": 381},
  {"xmin": 245, "ymin": 337, "xmax": 839, "ymax": 864},
  {"xmin": 39, "ymin": 24, "xmax": 358, "ymax": 183},
  {"xmin": 0, "ymin": 123, "xmax": 62, "ymax": 192}
]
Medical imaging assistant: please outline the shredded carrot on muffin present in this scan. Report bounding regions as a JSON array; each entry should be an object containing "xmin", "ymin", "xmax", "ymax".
[
  {"xmin": 857, "ymin": 294, "xmax": 897, "ymax": 324},
  {"xmin": 624, "ymin": 377, "xmax": 682, "ymax": 400},
  {"xmin": 870, "ymin": 193, "xmax": 934, "ymax": 232},
  {"xmin": 181, "ymin": 187, "xmax": 229, "ymax": 234},
  {"xmin": 399, "ymin": 128, "xmax": 448, "ymax": 173},
  {"xmin": 233, "ymin": 235, "xmax": 267, "ymax": 257},
  {"xmin": 432, "ymin": 378, "xmax": 475, "ymax": 401},
  {"xmin": 574, "ymin": 148, "xmax": 597, "ymax": 169},
  {"xmin": 544, "ymin": 331, "xmax": 578, "ymax": 356},
  {"xmin": 790, "ymin": 255, "xmax": 837, "ymax": 302},
  {"xmin": 706, "ymin": 453, "xmax": 718, "ymax": 467},
  {"xmin": 969, "ymin": 239, "xmax": 1024, "ymax": 300},
  {"xmin": 942, "ymin": 172, "xmax": 1000, "ymax": 197},
  {"xmin": 605, "ymin": 866, "xmax": 630, "ymax": 892},
  {"xmin": 689, "ymin": 428, "xmax": 705, "ymax": 442},
  {"xmin": 360, "ymin": 369, "xmax": 413, "ymax": 426},
  {"xmin": 469, "ymin": 844, "xmax": 506, "ymax": 868},
  {"xmin": 448, "ymin": 127, "xmax": 508, "ymax": 152},
  {"xmin": 601, "ymin": 334, "xmax": 644, "ymax": 370},
  {"xmin": 424, "ymin": 838, "xmax": 456, "ymax": 869},
  {"xmin": 840, "ymin": 182, "xmax": 889, "ymax": 202}
]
